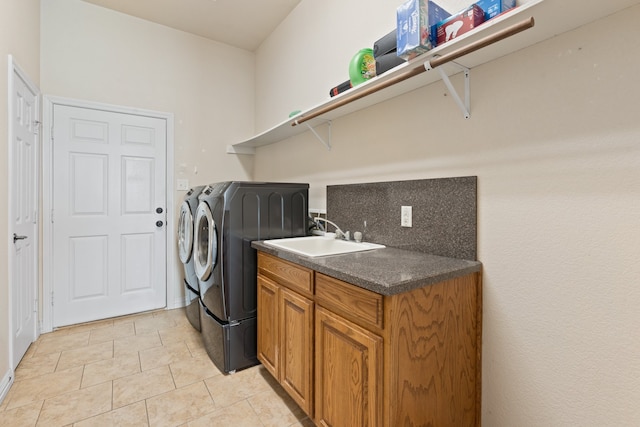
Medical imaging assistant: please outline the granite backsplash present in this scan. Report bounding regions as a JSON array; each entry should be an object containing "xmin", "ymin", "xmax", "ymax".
[{"xmin": 326, "ymin": 176, "xmax": 477, "ymax": 260}]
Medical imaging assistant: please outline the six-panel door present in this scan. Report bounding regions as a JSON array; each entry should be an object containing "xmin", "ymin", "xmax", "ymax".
[{"xmin": 52, "ymin": 104, "xmax": 167, "ymax": 327}]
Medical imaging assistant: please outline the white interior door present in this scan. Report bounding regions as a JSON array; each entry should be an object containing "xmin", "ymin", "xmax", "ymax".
[
  {"xmin": 52, "ymin": 105, "xmax": 167, "ymax": 327},
  {"xmin": 9, "ymin": 58, "xmax": 39, "ymax": 368}
]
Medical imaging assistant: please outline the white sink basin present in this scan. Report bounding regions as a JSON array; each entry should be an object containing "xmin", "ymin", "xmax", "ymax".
[{"xmin": 263, "ymin": 236, "xmax": 384, "ymax": 257}]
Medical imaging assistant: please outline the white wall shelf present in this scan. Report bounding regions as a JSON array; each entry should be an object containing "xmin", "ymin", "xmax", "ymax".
[{"xmin": 227, "ymin": 0, "xmax": 637, "ymax": 155}]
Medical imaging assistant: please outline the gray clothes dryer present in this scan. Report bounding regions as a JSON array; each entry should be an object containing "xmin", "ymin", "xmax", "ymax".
[{"xmin": 193, "ymin": 181, "xmax": 309, "ymax": 373}]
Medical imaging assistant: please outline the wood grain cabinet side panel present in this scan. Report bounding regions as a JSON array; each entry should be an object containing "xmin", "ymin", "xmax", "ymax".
[
  {"xmin": 315, "ymin": 306, "xmax": 383, "ymax": 427},
  {"xmin": 386, "ymin": 273, "xmax": 480, "ymax": 427}
]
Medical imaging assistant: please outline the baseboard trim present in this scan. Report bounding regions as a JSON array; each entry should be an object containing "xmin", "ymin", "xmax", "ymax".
[
  {"xmin": 170, "ymin": 296, "xmax": 187, "ymax": 310},
  {"xmin": 0, "ymin": 369, "xmax": 14, "ymax": 404}
]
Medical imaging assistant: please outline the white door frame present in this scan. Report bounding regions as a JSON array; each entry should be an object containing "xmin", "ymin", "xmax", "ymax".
[
  {"xmin": 7, "ymin": 56, "xmax": 40, "ymax": 371},
  {"xmin": 41, "ymin": 96, "xmax": 176, "ymax": 333}
]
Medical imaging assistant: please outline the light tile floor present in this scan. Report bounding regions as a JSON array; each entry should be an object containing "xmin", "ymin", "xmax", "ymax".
[{"xmin": 1, "ymin": 308, "xmax": 314, "ymax": 427}]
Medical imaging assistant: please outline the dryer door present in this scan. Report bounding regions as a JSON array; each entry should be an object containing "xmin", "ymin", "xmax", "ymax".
[
  {"xmin": 194, "ymin": 201, "xmax": 218, "ymax": 281},
  {"xmin": 177, "ymin": 201, "xmax": 193, "ymax": 264}
]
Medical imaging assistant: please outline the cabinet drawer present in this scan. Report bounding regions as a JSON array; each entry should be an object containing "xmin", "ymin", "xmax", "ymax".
[
  {"xmin": 315, "ymin": 273, "xmax": 383, "ymax": 331},
  {"xmin": 258, "ymin": 252, "xmax": 314, "ymax": 296}
]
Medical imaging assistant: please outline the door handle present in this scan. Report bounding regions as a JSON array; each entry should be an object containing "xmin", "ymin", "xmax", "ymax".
[
  {"xmin": 156, "ymin": 221, "xmax": 164, "ymax": 228},
  {"xmin": 13, "ymin": 233, "xmax": 27, "ymax": 243}
]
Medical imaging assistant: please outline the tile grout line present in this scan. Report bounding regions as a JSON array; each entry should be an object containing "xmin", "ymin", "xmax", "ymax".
[
  {"xmin": 245, "ymin": 396, "xmax": 269, "ymax": 427},
  {"xmin": 33, "ymin": 399, "xmax": 45, "ymax": 426},
  {"xmin": 7, "ymin": 309, "xmax": 311, "ymax": 426},
  {"xmin": 53, "ymin": 350, "xmax": 62, "ymax": 374},
  {"xmin": 144, "ymin": 395, "xmax": 151, "ymax": 426}
]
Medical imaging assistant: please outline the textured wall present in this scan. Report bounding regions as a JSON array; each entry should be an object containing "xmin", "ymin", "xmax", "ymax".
[{"xmin": 327, "ymin": 177, "xmax": 477, "ymax": 260}]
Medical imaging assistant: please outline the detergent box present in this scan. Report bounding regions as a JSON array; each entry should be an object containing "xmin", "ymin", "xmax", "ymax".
[
  {"xmin": 396, "ymin": 0, "xmax": 451, "ymax": 59},
  {"xmin": 475, "ymin": 0, "xmax": 516, "ymax": 21},
  {"xmin": 435, "ymin": 4, "xmax": 485, "ymax": 46}
]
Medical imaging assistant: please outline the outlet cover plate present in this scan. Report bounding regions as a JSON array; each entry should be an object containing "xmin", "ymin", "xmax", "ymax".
[
  {"xmin": 401, "ymin": 205, "xmax": 412, "ymax": 227},
  {"xmin": 177, "ymin": 179, "xmax": 189, "ymax": 191}
]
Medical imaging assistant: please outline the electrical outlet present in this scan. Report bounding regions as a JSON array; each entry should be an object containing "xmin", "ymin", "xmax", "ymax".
[
  {"xmin": 177, "ymin": 179, "xmax": 189, "ymax": 191},
  {"xmin": 401, "ymin": 205, "xmax": 412, "ymax": 227}
]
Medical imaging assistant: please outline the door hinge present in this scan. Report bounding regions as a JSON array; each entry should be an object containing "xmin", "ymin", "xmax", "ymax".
[
  {"xmin": 51, "ymin": 209, "xmax": 54, "ymax": 223},
  {"xmin": 51, "ymin": 291, "xmax": 54, "ymax": 306},
  {"xmin": 34, "ymin": 298, "xmax": 38, "ymax": 313}
]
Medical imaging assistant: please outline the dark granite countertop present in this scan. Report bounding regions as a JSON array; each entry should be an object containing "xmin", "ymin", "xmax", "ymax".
[{"xmin": 252, "ymin": 241, "xmax": 482, "ymax": 296}]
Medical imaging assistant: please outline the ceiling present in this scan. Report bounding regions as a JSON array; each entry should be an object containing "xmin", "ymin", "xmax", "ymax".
[{"xmin": 80, "ymin": 0, "xmax": 301, "ymax": 52}]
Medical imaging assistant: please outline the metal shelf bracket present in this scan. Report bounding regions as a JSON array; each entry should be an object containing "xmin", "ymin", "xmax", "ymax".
[
  {"xmin": 295, "ymin": 119, "xmax": 332, "ymax": 150},
  {"xmin": 425, "ymin": 60, "xmax": 470, "ymax": 119}
]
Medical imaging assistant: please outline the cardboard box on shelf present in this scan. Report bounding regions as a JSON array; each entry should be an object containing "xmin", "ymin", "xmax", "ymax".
[
  {"xmin": 396, "ymin": 0, "xmax": 451, "ymax": 59},
  {"xmin": 475, "ymin": 0, "xmax": 516, "ymax": 21},
  {"xmin": 435, "ymin": 4, "xmax": 485, "ymax": 46}
]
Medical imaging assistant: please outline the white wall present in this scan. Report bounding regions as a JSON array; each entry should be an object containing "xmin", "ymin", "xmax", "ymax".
[
  {"xmin": 253, "ymin": 1, "xmax": 640, "ymax": 425},
  {"xmin": 40, "ymin": 0, "xmax": 256, "ymax": 308},
  {"xmin": 254, "ymin": 0, "xmax": 497, "ymax": 132},
  {"xmin": 0, "ymin": 0, "xmax": 40, "ymax": 395}
]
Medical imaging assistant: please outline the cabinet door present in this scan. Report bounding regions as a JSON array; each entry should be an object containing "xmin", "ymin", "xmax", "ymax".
[
  {"xmin": 257, "ymin": 275, "xmax": 279, "ymax": 378},
  {"xmin": 280, "ymin": 287, "xmax": 314, "ymax": 417},
  {"xmin": 314, "ymin": 306, "xmax": 383, "ymax": 427}
]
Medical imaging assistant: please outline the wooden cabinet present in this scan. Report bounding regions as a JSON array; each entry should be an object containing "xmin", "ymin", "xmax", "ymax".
[
  {"xmin": 256, "ymin": 275, "xmax": 279, "ymax": 376},
  {"xmin": 257, "ymin": 251, "xmax": 482, "ymax": 427},
  {"xmin": 313, "ymin": 273, "xmax": 384, "ymax": 426},
  {"xmin": 257, "ymin": 253, "xmax": 315, "ymax": 417},
  {"xmin": 315, "ymin": 305, "xmax": 383, "ymax": 427},
  {"xmin": 280, "ymin": 286, "xmax": 314, "ymax": 413}
]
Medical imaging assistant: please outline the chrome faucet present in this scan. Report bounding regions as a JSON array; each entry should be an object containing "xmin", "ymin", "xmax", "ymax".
[{"xmin": 313, "ymin": 217, "xmax": 350, "ymax": 240}]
